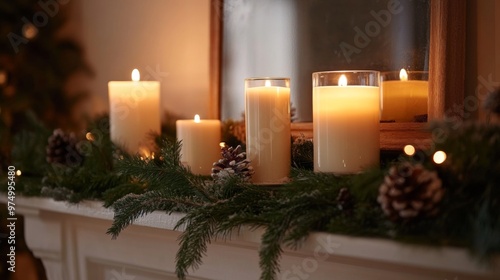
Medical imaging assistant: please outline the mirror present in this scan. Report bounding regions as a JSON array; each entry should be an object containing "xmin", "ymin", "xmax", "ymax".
[{"xmin": 220, "ymin": 0, "xmax": 430, "ymax": 122}]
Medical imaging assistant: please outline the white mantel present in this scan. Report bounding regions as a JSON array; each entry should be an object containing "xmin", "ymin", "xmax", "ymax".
[{"xmin": 6, "ymin": 196, "xmax": 500, "ymax": 280}]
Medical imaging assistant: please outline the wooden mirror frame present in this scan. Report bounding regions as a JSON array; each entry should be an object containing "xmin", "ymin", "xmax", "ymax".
[
  {"xmin": 209, "ymin": 0, "xmax": 223, "ymax": 119},
  {"xmin": 211, "ymin": 0, "xmax": 467, "ymax": 151}
]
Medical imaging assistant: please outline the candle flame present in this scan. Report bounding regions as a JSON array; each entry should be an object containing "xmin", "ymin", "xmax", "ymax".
[
  {"xmin": 194, "ymin": 114, "xmax": 201, "ymax": 123},
  {"xmin": 132, "ymin": 69, "xmax": 140, "ymax": 81},
  {"xmin": 338, "ymin": 75, "xmax": 348, "ymax": 86},
  {"xmin": 265, "ymin": 80, "xmax": 271, "ymax": 87},
  {"xmin": 399, "ymin": 68, "xmax": 408, "ymax": 81}
]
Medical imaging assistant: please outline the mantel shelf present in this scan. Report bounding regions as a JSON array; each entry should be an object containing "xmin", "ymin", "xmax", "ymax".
[
  {"xmin": 2, "ymin": 196, "xmax": 499, "ymax": 280},
  {"xmin": 291, "ymin": 122, "xmax": 432, "ymax": 151}
]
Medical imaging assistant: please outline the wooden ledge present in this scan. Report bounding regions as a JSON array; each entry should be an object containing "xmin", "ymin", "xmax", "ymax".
[{"xmin": 291, "ymin": 122, "xmax": 432, "ymax": 151}]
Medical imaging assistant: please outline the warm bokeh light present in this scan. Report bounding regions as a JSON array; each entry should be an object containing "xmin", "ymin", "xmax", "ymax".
[
  {"xmin": 219, "ymin": 142, "xmax": 226, "ymax": 148},
  {"xmin": 399, "ymin": 68, "xmax": 408, "ymax": 81},
  {"xmin": 16, "ymin": 170, "xmax": 22, "ymax": 176},
  {"xmin": 0, "ymin": 71, "xmax": 7, "ymax": 85},
  {"xmin": 194, "ymin": 114, "xmax": 201, "ymax": 123},
  {"xmin": 131, "ymin": 69, "xmax": 140, "ymax": 81},
  {"xmin": 433, "ymin": 151, "xmax": 447, "ymax": 164},
  {"xmin": 139, "ymin": 147, "xmax": 152, "ymax": 160},
  {"xmin": 22, "ymin": 23, "xmax": 38, "ymax": 39},
  {"xmin": 338, "ymin": 74, "xmax": 348, "ymax": 86},
  {"xmin": 403, "ymin": 144, "xmax": 416, "ymax": 156},
  {"xmin": 86, "ymin": 132, "xmax": 95, "ymax": 142}
]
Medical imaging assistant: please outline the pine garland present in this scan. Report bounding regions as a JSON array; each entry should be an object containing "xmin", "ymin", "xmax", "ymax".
[
  {"xmin": 105, "ymin": 122, "xmax": 500, "ymax": 280},
  {"xmin": 1, "ymin": 113, "xmax": 500, "ymax": 280},
  {"xmin": 2, "ymin": 114, "xmax": 138, "ymax": 204}
]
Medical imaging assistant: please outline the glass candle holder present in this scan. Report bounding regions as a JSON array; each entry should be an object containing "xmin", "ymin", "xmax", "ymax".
[
  {"xmin": 381, "ymin": 70, "xmax": 429, "ymax": 122},
  {"xmin": 245, "ymin": 78, "xmax": 291, "ymax": 184},
  {"xmin": 312, "ymin": 70, "xmax": 380, "ymax": 174}
]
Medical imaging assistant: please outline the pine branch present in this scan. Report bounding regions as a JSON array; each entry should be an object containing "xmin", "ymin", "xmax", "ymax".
[
  {"xmin": 174, "ymin": 183, "xmax": 274, "ymax": 279},
  {"xmin": 282, "ymin": 204, "xmax": 336, "ymax": 249},
  {"xmin": 11, "ymin": 111, "xmax": 51, "ymax": 176},
  {"xmin": 40, "ymin": 186, "xmax": 73, "ymax": 201},
  {"xmin": 159, "ymin": 137, "xmax": 183, "ymax": 168},
  {"xmin": 175, "ymin": 212, "xmax": 216, "ymax": 279},
  {"xmin": 115, "ymin": 138, "xmax": 216, "ymax": 203},
  {"xmin": 107, "ymin": 191, "xmax": 192, "ymax": 238},
  {"xmin": 473, "ymin": 188, "xmax": 500, "ymax": 260},
  {"xmin": 259, "ymin": 216, "xmax": 289, "ymax": 280},
  {"xmin": 102, "ymin": 183, "xmax": 145, "ymax": 208}
]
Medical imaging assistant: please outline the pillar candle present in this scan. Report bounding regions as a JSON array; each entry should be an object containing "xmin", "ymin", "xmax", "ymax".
[
  {"xmin": 108, "ymin": 69, "xmax": 160, "ymax": 157},
  {"xmin": 381, "ymin": 69, "xmax": 429, "ymax": 122},
  {"xmin": 245, "ymin": 78, "xmax": 291, "ymax": 184},
  {"xmin": 313, "ymin": 71, "xmax": 380, "ymax": 174},
  {"xmin": 176, "ymin": 115, "xmax": 221, "ymax": 175}
]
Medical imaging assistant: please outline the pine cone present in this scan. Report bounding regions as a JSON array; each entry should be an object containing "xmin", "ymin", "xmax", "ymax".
[
  {"xmin": 211, "ymin": 145, "xmax": 254, "ymax": 181},
  {"xmin": 46, "ymin": 129, "xmax": 83, "ymax": 166},
  {"xmin": 292, "ymin": 135, "xmax": 313, "ymax": 169},
  {"xmin": 484, "ymin": 88, "xmax": 500, "ymax": 115},
  {"xmin": 484, "ymin": 88, "xmax": 500, "ymax": 124},
  {"xmin": 377, "ymin": 162, "xmax": 444, "ymax": 222},
  {"xmin": 230, "ymin": 120, "xmax": 246, "ymax": 144},
  {"xmin": 336, "ymin": 187, "xmax": 354, "ymax": 212}
]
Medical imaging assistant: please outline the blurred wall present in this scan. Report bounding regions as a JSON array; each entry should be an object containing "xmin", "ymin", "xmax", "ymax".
[
  {"xmin": 67, "ymin": 0, "xmax": 212, "ymax": 120},
  {"xmin": 465, "ymin": 0, "xmax": 500, "ymax": 120}
]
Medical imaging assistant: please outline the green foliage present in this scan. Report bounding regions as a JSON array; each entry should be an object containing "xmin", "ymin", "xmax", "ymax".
[
  {"xmin": 430, "ymin": 121, "xmax": 500, "ymax": 257},
  {"xmin": 105, "ymin": 123, "xmax": 500, "ymax": 280},
  {"xmin": 10, "ymin": 111, "xmax": 51, "ymax": 175},
  {"xmin": 4, "ymin": 113, "xmax": 500, "ymax": 280},
  {"xmin": 39, "ymin": 115, "xmax": 134, "ymax": 203},
  {"xmin": 1, "ymin": 111, "xmax": 51, "ymax": 195},
  {"xmin": 1, "ymin": 114, "xmax": 140, "ymax": 205},
  {"xmin": 0, "ymin": 0, "xmax": 92, "ymax": 168}
]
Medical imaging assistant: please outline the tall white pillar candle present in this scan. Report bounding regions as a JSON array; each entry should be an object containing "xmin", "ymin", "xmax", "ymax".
[
  {"xmin": 313, "ymin": 71, "xmax": 380, "ymax": 174},
  {"xmin": 108, "ymin": 69, "xmax": 161, "ymax": 157},
  {"xmin": 176, "ymin": 114, "xmax": 221, "ymax": 175},
  {"xmin": 245, "ymin": 78, "xmax": 291, "ymax": 184}
]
